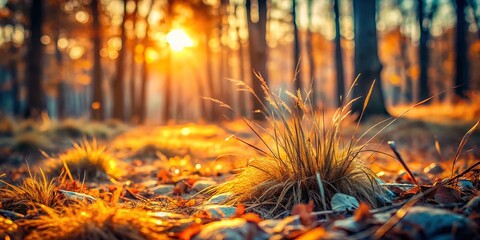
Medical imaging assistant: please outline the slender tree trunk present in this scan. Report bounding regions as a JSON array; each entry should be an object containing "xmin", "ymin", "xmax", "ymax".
[
  {"xmin": 454, "ymin": 0, "xmax": 469, "ymax": 99},
  {"xmin": 305, "ymin": 0, "xmax": 316, "ymax": 110},
  {"xmin": 351, "ymin": 0, "xmax": 389, "ymax": 119},
  {"xmin": 418, "ymin": 0, "xmax": 430, "ymax": 101},
  {"xmin": 53, "ymin": 29, "xmax": 66, "ymax": 120},
  {"xmin": 25, "ymin": 0, "xmax": 45, "ymax": 118},
  {"xmin": 399, "ymin": 34, "xmax": 413, "ymax": 103},
  {"xmin": 292, "ymin": 0, "xmax": 302, "ymax": 91},
  {"xmin": 163, "ymin": 49, "xmax": 173, "ymax": 123},
  {"xmin": 139, "ymin": 0, "xmax": 154, "ymax": 124},
  {"xmin": 129, "ymin": 0, "xmax": 139, "ymax": 123},
  {"xmin": 246, "ymin": 0, "xmax": 269, "ymax": 120},
  {"xmin": 204, "ymin": 33, "xmax": 215, "ymax": 121},
  {"xmin": 333, "ymin": 0, "xmax": 345, "ymax": 107},
  {"xmin": 112, "ymin": 0, "xmax": 127, "ymax": 121},
  {"xmin": 235, "ymin": 3, "xmax": 248, "ymax": 117},
  {"xmin": 91, "ymin": 0, "xmax": 103, "ymax": 121}
]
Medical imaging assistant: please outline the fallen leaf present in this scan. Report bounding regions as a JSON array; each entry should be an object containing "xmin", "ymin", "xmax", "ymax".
[
  {"xmin": 354, "ymin": 203, "xmax": 372, "ymax": 222},
  {"xmin": 291, "ymin": 200, "xmax": 315, "ymax": 227},
  {"xmin": 434, "ymin": 186, "xmax": 462, "ymax": 204}
]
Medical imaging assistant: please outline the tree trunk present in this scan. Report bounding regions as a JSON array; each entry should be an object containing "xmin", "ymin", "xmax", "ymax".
[
  {"xmin": 305, "ymin": 0, "xmax": 316, "ymax": 110},
  {"xmin": 91, "ymin": 0, "xmax": 104, "ymax": 121},
  {"xmin": 246, "ymin": 0, "xmax": 269, "ymax": 120},
  {"xmin": 235, "ymin": 3, "xmax": 248, "ymax": 117},
  {"xmin": 112, "ymin": 0, "xmax": 127, "ymax": 121},
  {"xmin": 129, "ymin": 0, "xmax": 139, "ymax": 123},
  {"xmin": 138, "ymin": 0, "xmax": 154, "ymax": 124},
  {"xmin": 204, "ymin": 32, "xmax": 215, "ymax": 121},
  {"xmin": 292, "ymin": 0, "xmax": 302, "ymax": 91},
  {"xmin": 25, "ymin": 0, "xmax": 45, "ymax": 118},
  {"xmin": 333, "ymin": 0, "xmax": 345, "ymax": 107},
  {"xmin": 351, "ymin": 0, "xmax": 389, "ymax": 119},
  {"xmin": 418, "ymin": 0, "xmax": 430, "ymax": 101},
  {"xmin": 454, "ymin": 0, "xmax": 469, "ymax": 99},
  {"xmin": 163, "ymin": 49, "xmax": 173, "ymax": 124}
]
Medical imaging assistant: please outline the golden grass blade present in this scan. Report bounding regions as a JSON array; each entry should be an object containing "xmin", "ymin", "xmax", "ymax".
[{"xmin": 450, "ymin": 120, "xmax": 479, "ymax": 177}]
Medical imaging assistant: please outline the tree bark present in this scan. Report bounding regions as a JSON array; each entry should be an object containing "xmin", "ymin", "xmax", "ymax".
[
  {"xmin": 418, "ymin": 0, "xmax": 430, "ymax": 102},
  {"xmin": 139, "ymin": 0, "xmax": 154, "ymax": 124},
  {"xmin": 25, "ymin": 0, "xmax": 45, "ymax": 118},
  {"xmin": 305, "ymin": 0, "xmax": 316, "ymax": 110},
  {"xmin": 351, "ymin": 0, "xmax": 389, "ymax": 119},
  {"xmin": 292, "ymin": 0, "xmax": 302, "ymax": 91},
  {"xmin": 91, "ymin": 0, "xmax": 104, "ymax": 121},
  {"xmin": 129, "ymin": 0, "xmax": 139, "ymax": 123},
  {"xmin": 112, "ymin": 0, "xmax": 127, "ymax": 121},
  {"xmin": 246, "ymin": 0, "xmax": 269, "ymax": 120},
  {"xmin": 333, "ymin": 0, "xmax": 345, "ymax": 107},
  {"xmin": 454, "ymin": 0, "xmax": 469, "ymax": 99}
]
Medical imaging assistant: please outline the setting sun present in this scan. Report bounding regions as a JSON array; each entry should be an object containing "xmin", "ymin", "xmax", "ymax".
[{"xmin": 166, "ymin": 29, "xmax": 193, "ymax": 52}]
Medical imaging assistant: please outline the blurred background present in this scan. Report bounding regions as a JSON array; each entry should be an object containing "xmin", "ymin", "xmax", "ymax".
[{"xmin": 0, "ymin": 0, "xmax": 478, "ymax": 124}]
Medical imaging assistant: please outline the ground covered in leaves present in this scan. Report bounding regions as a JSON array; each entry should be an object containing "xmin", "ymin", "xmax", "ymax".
[{"xmin": 0, "ymin": 111, "xmax": 480, "ymax": 239}]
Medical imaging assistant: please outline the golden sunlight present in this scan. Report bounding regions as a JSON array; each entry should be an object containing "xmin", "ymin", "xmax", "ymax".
[{"xmin": 166, "ymin": 29, "xmax": 193, "ymax": 52}]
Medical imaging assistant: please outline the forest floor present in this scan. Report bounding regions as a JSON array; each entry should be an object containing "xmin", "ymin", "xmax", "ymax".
[{"xmin": 0, "ymin": 105, "xmax": 480, "ymax": 239}]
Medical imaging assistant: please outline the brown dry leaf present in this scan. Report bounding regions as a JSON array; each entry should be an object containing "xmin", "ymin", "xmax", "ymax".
[
  {"xmin": 173, "ymin": 181, "xmax": 189, "ymax": 195},
  {"xmin": 434, "ymin": 186, "xmax": 462, "ymax": 204},
  {"xmin": 354, "ymin": 203, "xmax": 372, "ymax": 222},
  {"xmin": 291, "ymin": 200, "xmax": 315, "ymax": 227},
  {"xmin": 297, "ymin": 227, "xmax": 328, "ymax": 240},
  {"xmin": 157, "ymin": 169, "xmax": 172, "ymax": 183}
]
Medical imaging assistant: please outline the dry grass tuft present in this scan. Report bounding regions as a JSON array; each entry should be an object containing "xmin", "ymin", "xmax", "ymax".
[
  {"xmin": 0, "ymin": 170, "xmax": 63, "ymax": 214},
  {"xmin": 20, "ymin": 202, "xmax": 169, "ymax": 240},
  {"xmin": 2, "ymin": 132, "xmax": 54, "ymax": 153},
  {"xmin": 209, "ymin": 76, "xmax": 386, "ymax": 218},
  {"xmin": 46, "ymin": 139, "xmax": 125, "ymax": 181}
]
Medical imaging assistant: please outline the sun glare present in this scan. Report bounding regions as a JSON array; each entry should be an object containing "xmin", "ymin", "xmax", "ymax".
[{"xmin": 166, "ymin": 29, "xmax": 193, "ymax": 52}]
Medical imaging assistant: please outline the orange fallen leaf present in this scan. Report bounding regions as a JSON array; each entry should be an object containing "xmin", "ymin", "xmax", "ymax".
[
  {"xmin": 354, "ymin": 203, "xmax": 372, "ymax": 222},
  {"xmin": 291, "ymin": 200, "xmax": 315, "ymax": 227}
]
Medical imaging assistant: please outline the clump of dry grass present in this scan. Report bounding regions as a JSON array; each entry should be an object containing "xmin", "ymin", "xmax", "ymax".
[
  {"xmin": 20, "ymin": 202, "xmax": 169, "ymax": 240},
  {"xmin": 0, "ymin": 170, "xmax": 63, "ymax": 214},
  {"xmin": 2, "ymin": 132, "xmax": 54, "ymax": 153},
  {"xmin": 209, "ymin": 76, "xmax": 386, "ymax": 217},
  {"xmin": 46, "ymin": 140, "xmax": 125, "ymax": 181}
]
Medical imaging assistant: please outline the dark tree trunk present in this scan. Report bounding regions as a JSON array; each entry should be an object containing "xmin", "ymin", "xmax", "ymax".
[
  {"xmin": 454, "ymin": 0, "xmax": 469, "ymax": 99},
  {"xmin": 25, "ymin": 0, "xmax": 45, "ymax": 118},
  {"xmin": 204, "ymin": 32, "xmax": 215, "ymax": 121},
  {"xmin": 351, "ymin": 0, "xmax": 389, "ymax": 119},
  {"xmin": 91, "ymin": 0, "xmax": 103, "ymax": 121},
  {"xmin": 246, "ymin": 0, "xmax": 269, "ymax": 120},
  {"xmin": 139, "ymin": 0, "xmax": 154, "ymax": 124},
  {"xmin": 399, "ymin": 34, "xmax": 413, "ymax": 103},
  {"xmin": 333, "ymin": 0, "xmax": 345, "ymax": 107},
  {"xmin": 292, "ymin": 0, "xmax": 302, "ymax": 91},
  {"xmin": 305, "ymin": 0, "xmax": 316, "ymax": 110},
  {"xmin": 163, "ymin": 49, "xmax": 173, "ymax": 124},
  {"xmin": 129, "ymin": 0, "xmax": 139, "ymax": 123},
  {"xmin": 112, "ymin": 0, "xmax": 127, "ymax": 121},
  {"xmin": 53, "ymin": 29, "xmax": 66, "ymax": 120},
  {"xmin": 418, "ymin": 0, "xmax": 430, "ymax": 101},
  {"xmin": 235, "ymin": 3, "xmax": 248, "ymax": 117}
]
